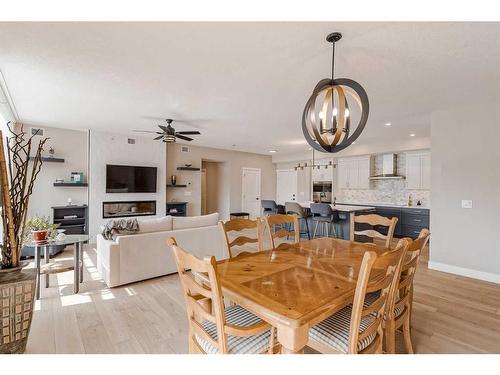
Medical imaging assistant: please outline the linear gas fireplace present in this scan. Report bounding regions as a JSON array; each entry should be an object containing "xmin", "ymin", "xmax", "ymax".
[{"xmin": 102, "ymin": 200, "xmax": 156, "ymax": 219}]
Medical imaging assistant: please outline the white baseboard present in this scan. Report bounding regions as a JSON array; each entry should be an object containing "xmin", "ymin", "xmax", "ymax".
[{"xmin": 428, "ymin": 261, "xmax": 500, "ymax": 284}]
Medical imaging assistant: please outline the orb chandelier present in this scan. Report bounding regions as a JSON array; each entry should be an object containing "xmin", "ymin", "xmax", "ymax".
[{"xmin": 302, "ymin": 32, "xmax": 369, "ymax": 153}]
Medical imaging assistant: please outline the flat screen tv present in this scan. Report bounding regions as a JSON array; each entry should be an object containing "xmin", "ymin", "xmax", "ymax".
[{"xmin": 106, "ymin": 164, "xmax": 157, "ymax": 193}]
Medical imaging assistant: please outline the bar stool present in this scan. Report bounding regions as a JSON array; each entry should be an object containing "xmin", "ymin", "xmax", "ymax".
[
  {"xmin": 261, "ymin": 200, "xmax": 285, "ymax": 216},
  {"xmin": 285, "ymin": 201, "xmax": 311, "ymax": 239},
  {"xmin": 310, "ymin": 203, "xmax": 340, "ymax": 239}
]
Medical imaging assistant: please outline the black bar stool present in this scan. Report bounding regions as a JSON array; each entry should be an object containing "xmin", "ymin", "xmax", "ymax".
[
  {"xmin": 285, "ymin": 201, "xmax": 311, "ymax": 240},
  {"xmin": 310, "ymin": 203, "xmax": 340, "ymax": 238}
]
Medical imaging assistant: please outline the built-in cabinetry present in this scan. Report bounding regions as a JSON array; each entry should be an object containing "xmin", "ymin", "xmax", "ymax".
[
  {"xmin": 312, "ymin": 166, "xmax": 333, "ymax": 182},
  {"xmin": 337, "ymin": 155, "xmax": 371, "ymax": 189},
  {"xmin": 52, "ymin": 205, "xmax": 88, "ymax": 235},
  {"xmin": 405, "ymin": 151, "xmax": 430, "ymax": 190}
]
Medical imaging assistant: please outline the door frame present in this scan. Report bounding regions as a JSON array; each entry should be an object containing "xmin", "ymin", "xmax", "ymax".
[
  {"xmin": 241, "ymin": 167, "xmax": 261, "ymax": 217},
  {"xmin": 276, "ymin": 168, "xmax": 298, "ymax": 205}
]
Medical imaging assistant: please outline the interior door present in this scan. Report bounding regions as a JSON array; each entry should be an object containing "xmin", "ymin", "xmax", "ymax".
[
  {"xmin": 276, "ymin": 169, "xmax": 298, "ymax": 205},
  {"xmin": 241, "ymin": 168, "xmax": 261, "ymax": 218}
]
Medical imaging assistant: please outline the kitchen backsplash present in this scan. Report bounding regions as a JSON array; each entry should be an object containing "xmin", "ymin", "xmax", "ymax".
[{"xmin": 337, "ymin": 152, "xmax": 430, "ymax": 207}]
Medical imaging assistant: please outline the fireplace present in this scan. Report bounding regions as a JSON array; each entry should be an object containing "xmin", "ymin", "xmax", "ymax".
[{"xmin": 102, "ymin": 200, "xmax": 156, "ymax": 219}]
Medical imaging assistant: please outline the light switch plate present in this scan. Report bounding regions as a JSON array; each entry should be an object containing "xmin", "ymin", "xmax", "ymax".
[
  {"xmin": 461, "ymin": 200, "xmax": 473, "ymax": 209},
  {"xmin": 184, "ymin": 191, "xmax": 192, "ymax": 197}
]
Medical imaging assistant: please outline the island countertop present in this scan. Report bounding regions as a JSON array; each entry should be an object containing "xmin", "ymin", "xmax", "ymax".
[{"xmin": 296, "ymin": 201, "xmax": 375, "ymax": 212}]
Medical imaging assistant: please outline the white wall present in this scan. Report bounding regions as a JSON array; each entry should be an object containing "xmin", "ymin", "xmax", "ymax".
[
  {"xmin": 88, "ymin": 130, "xmax": 166, "ymax": 240},
  {"xmin": 166, "ymin": 143, "xmax": 275, "ymax": 220},
  {"xmin": 429, "ymin": 102, "xmax": 500, "ymax": 283},
  {"xmin": 27, "ymin": 126, "xmax": 88, "ymax": 219}
]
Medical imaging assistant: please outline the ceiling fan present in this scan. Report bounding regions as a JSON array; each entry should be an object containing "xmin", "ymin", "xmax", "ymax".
[{"xmin": 133, "ymin": 119, "xmax": 201, "ymax": 143}]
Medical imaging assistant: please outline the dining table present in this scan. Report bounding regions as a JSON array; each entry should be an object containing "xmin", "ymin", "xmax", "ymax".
[{"xmin": 214, "ymin": 237, "xmax": 387, "ymax": 353}]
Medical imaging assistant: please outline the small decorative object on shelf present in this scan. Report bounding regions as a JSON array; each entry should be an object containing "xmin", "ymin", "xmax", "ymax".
[
  {"xmin": 71, "ymin": 172, "xmax": 84, "ymax": 183},
  {"xmin": 49, "ymin": 147, "xmax": 55, "ymax": 158},
  {"xmin": 67, "ymin": 197, "xmax": 73, "ymax": 206},
  {"xmin": 171, "ymin": 175, "xmax": 177, "ymax": 186},
  {"xmin": 55, "ymin": 178, "xmax": 64, "ymax": 183},
  {"xmin": 184, "ymin": 163, "xmax": 192, "ymax": 167},
  {"xmin": 0, "ymin": 122, "xmax": 48, "ymax": 353}
]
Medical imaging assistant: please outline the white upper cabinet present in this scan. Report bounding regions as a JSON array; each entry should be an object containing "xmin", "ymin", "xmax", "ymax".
[
  {"xmin": 337, "ymin": 156, "xmax": 371, "ymax": 189},
  {"xmin": 312, "ymin": 163, "xmax": 334, "ymax": 182},
  {"xmin": 406, "ymin": 151, "xmax": 431, "ymax": 190}
]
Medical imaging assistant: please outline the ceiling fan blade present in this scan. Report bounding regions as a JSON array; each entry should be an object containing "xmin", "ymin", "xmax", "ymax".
[
  {"xmin": 175, "ymin": 134, "xmax": 193, "ymax": 142},
  {"xmin": 154, "ymin": 135, "xmax": 164, "ymax": 140},
  {"xmin": 176, "ymin": 131, "xmax": 201, "ymax": 135},
  {"xmin": 133, "ymin": 130, "xmax": 161, "ymax": 134},
  {"xmin": 158, "ymin": 125, "xmax": 169, "ymax": 132}
]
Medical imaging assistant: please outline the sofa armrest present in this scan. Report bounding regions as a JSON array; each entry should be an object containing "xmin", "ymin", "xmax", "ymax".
[{"xmin": 96, "ymin": 234, "xmax": 121, "ymax": 287}]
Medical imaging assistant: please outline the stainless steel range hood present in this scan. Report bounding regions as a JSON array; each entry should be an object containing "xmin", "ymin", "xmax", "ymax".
[{"xmin": 369, "ymin": 153, "xmax": 405, "ymax": 180}]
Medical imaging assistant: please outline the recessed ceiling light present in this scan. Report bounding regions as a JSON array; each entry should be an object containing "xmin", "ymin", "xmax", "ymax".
[
  {"xmin": 308, "ymin": 147, "xmax": 312, "ymax": 151},
  {"xmin": 268, "ymin": 150, "xmax": 277, "ymax": 153},
  {"xmin": 409, "ymin": 133, "xmax": 416, "ymax": 137},
  {"xmin": 385, "ymin": 122, "xmax": 391, "ymax": 126},
  {"xmin": 352, "ymin": 141, "xmax": 356, "ymax": 145}
]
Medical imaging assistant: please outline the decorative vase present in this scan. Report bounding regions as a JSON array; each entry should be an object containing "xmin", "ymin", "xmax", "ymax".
[
  {"xmin": 31, "ymin": 230, "xmax": 48, "ymax": 244},
  {"xmin": 171, "ymin": 175, "xmax": 177, "ymax": 186},
  {"xmin": 0, "ymin": 266, "xmax": 36, "ymax": 354}
]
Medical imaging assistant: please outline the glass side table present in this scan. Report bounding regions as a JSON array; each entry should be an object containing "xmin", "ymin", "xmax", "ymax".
[{"xmin": 28, "ymin": 234, "xmax": 89, "ymax": 300}]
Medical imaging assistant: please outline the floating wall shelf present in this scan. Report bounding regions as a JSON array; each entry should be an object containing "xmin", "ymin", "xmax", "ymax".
[
  {"xmin": 29, "ymin": 156, "xmax": 65, "ymax": 163},
  {"xmin": 177, "ymin": 167, "xmax": 200, "ymax": 171},
  {"xmin": 166, "ymin": 184, "xmax": 187, "ymax": 188},
  {"xmin": 53, "ymin": 182, "xmax": 88, "ymax": 187}
]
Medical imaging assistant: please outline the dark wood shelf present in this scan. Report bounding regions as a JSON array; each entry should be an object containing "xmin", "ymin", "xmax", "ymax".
[
  {"xmin": 177, "ymin": 167, "xmax": 200, "ymax": 171},
  {"xmin": 53, "ymin": 183, "xmax": 88, "ymax": 187},
  {"xmin": 166, "ymin": 184, "xmax": 187, "ymax": 188},
  {"xmin": 30, "ymin": 156, "xmax": 65, "ymax": 163}
]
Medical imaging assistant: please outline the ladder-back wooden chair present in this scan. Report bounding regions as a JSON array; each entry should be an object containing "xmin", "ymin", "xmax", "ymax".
[
  {"xmin": 350, "ymin": 214, "xmax": 398, "ymax": 248},
  {"xmin": 263, "ymin": 213, "xmax": 300, "ymax": 250},
  {"xmin": 219, "ymin": 218, "xmax": 263, "ymax": 259},
  {"xmin": 167, "ymin": 238, "xmax": 276, "ymax": 354},
  {"xmin": 382, "ymin": 228, "xmax": 430, "ymax": 353},
  {"xmin": 307, "ymin": 238, "xmax": 410, "ymax": 354}
]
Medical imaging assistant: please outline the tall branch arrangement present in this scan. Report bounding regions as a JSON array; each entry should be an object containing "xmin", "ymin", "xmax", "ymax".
[{"xmin": 0, "ymin": 122, "xmax": 48, "ymax": 268}]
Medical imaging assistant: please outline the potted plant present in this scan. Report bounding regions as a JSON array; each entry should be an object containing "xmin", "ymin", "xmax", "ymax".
[
  {"xmin": 24, "ymin": 216, "xmax": 59, "ymax": 244},
  {"xmin": 0, "ymin": 123, "xmax": 48, "ymax": 354}
]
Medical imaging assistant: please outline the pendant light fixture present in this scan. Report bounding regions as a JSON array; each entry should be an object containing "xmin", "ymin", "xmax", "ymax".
[{"xmin": 302, "ymin": 32, "xmax": 369, "ymax": 153}]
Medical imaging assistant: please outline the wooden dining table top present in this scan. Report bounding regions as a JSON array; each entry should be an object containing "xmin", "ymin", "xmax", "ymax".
[{"xmin": 216, "ymin": 237, "xmax": 388, "ymax": 331}]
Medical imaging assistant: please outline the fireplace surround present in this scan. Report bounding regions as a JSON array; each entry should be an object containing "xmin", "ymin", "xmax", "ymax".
[{"xmin": 102, "ymin": 200, "xmax": 156, "ymax": 219}]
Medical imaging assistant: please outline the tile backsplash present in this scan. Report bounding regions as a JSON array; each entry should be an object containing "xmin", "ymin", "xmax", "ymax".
[{"xmin": 337, "ymin": 152, "xmax": 430, "ymax": 207}]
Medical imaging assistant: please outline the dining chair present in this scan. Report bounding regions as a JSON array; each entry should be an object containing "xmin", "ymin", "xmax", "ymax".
[
  {"xmin": 285, "ymin": 201, "xmax": 311, "ymax": 239},
  {"xmin": 350, "ymin": 214, "xmax": 398, "ymax": 248},
  {"xmin": 219, "ymin": 218, "xmax": 264, "ymax": 258},
  {"xmin": 263, "ymin": 214, "xmax": 300, "ymax": 250},
  {"xmin": 380, "ymin": 228, "xmax": 430, "ymax": 353},
  {"xmin": 307, "ymin": 238, "xmax": 410, "ymax": 354},
  {"xmin": 310, "ymin": 203, "xmax": 341, "ymax": 239},
  {"xmin": 167, "ymin": 238, "xmax": 276, "ymax": 354}
]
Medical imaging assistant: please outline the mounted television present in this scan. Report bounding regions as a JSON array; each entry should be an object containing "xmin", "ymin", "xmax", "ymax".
[{"xmin": 106, "ymin": 164, "xmax": 157, "ymax": 193}]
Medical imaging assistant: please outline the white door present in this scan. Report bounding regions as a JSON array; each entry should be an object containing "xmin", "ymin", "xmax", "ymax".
[
  {"xmin": 276, "ymin": 169, "xmax": 297, "ymax": 205},
  {"xmin": 242, "ymin": 168, "xmax": 261, "ymax": 218}
]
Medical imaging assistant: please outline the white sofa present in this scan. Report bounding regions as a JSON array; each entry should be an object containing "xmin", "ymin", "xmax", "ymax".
[{"xmin": 96, "ymin": 213, "xmax": 224, "ymax": 287}]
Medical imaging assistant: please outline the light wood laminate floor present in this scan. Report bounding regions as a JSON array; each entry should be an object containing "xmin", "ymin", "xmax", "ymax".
[{"xmin": 25, "ymin": 241, "xmax": 500, "ymax": 354}]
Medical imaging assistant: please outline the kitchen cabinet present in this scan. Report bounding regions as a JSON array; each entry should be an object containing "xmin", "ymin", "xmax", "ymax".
[
  {"xmin": 312, "ymin": 165, "xmax": 333, "ymax": 182},
  {"xmin": 406, "ymin": 151, "xmax": 430, "ymax": 190},
  {"xmin": 337, "ymin": 156, "xmax": 371, "ymax": 189}
]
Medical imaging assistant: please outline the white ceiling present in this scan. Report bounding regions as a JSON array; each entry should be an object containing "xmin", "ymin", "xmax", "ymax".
[{"xmin": 0, "ymin": 22, "xmax": 499, "ymax": 155}]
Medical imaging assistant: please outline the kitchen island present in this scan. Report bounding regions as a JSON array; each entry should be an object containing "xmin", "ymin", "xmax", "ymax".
[{"xmin": 296, "ymin": 201, "xmax": 375, "ymax": 240}]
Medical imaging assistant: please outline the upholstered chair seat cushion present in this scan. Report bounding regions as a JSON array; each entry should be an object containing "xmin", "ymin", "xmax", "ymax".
[
  {"xmin": 195, "ymin": 305, "xmax": 271, "ymax": 354},
  {"xmin": 308, "ymin": 304, "xmax": 376, "ymax": 353}
]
